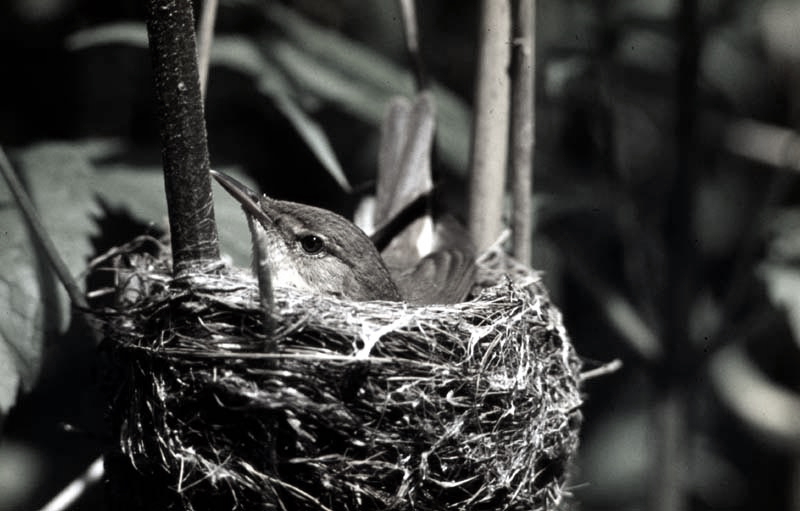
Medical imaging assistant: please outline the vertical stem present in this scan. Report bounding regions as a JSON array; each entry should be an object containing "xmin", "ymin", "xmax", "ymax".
[
  {"xmin": 397, "ymin": 0, "xmax": 427, "ymax": 90},
  {"xmin": 250, "ymin": 217, "xmax": 275, "ymax": 338},
  {"xmin": 651, "ymin": 387, "xmax": 688, "ymax": 511},
  {"xmin": 197, "ymin": 0, "xmax": 218, "ymax": 100},
  {"xmin": 145, "ymin": 0, "xmax": 219, "ymax": 275},
  {"xmin": 468, "ymin": 0, "xmax": 511, "ymax": 252},
  {"xmin": 651, "ymin": 1, "xmax": 699, "ymax": 510},
  {"xmin": 509, "ymin": 0, "xmax": 535, "ymax": 264}
]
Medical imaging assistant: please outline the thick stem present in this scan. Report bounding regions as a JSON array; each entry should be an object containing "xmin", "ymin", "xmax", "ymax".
[
  {"xmin": 468, "ymin": 0, "xmax": 511, "ymax": 252},
  {"xmin": 145, "ymin": 0, "xmax": 219, "ymax": 274},
  {"xmin": 509, "ymin": 0, "xmax": 535, "ymax": 264}
]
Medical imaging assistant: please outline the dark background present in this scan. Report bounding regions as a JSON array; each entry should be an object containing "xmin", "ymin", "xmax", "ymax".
[{"xmin": 2, "ymin": 1, "xmax": 800, "ymax": 510}]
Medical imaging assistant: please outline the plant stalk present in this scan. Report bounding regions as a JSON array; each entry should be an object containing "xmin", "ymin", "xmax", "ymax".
[
  {"xmin": 509, "ymin": 0, "xmax": 535, "ymax": 264},
  {"xmin": 145, "ymin": 0, "xmax": 219, "ymax": 275},
  {"xmin": 197, "ymin": 0, "xmax": 218, "ymax": 100},
  {"xmin": 468, "ymin": 0, "xmax": 511, "ymax": 251},
  {"xmin": 651, "ymin": 0, "xmax": 699, "ymax": 509}
]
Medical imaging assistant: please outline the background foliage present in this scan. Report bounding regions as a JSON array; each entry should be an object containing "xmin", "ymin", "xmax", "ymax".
[{"xmin": 1, "ymin": 0, "xmax": 800, "ymax": 510}]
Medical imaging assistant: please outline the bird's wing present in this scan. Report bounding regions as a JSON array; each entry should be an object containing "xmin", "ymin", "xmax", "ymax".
[{"xmin": 395, "ymin": 247, "xmax": 476, "ymax": 305}]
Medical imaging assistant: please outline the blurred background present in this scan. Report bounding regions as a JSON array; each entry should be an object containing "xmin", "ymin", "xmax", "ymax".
[{"xmin": 1, "ymin": 0, "xmax": 800, "ymax": 510}]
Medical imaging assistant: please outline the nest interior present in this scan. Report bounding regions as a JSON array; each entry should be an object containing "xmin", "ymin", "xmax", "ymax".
[{"xmin": 95, "ymin": 242, "xmax": 583, "ymax": 511}]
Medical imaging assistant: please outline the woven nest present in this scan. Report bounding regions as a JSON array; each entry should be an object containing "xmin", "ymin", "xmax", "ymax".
[{"xmin": 94, "ymin": 238, "xmax": 583, "ymax": 511}]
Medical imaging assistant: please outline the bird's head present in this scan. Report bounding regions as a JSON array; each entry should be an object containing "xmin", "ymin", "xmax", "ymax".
[{"xmin": 211, "ymin": 170, "xmax": 401, "ymax": 301}]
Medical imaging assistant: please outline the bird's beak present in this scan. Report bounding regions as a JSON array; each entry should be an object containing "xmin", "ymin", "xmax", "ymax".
[{"xmin": 211, "ymin": 170, "xmax": 272, "ymax": 224}]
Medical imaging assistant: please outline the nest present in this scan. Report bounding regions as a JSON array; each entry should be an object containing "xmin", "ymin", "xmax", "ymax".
[{"xmin": 94, "ymin": 238, "xmax": 583, "ymax": 511}]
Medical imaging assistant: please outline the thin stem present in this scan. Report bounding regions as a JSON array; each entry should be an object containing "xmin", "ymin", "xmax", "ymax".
[
  {"xmin": 0, "ymin": 146, "xmax": 89, "ymax": 310},
  {"xmin": 580, "ymin": 359, "xmax": 623, "ymax": 381},
  {"xmin": 558, "ymin": 235, "xmax": 662, "ymax": 362},
  {"xmin": 197, "ymin": 0, "xmax": 218, "ymax": 100},
  {"xmin": 251, "ymin": 223, "xmax": 275, "ymax": 338},
  {"xmin": 37, "ymin": 456, "xmax": 104, "ymax": 511},
  {"xmin": 650, "ymin": 387, "xmax": 689, "ymax": 511},
  {"xmin": 145, "ymin": 0, "xmax": 219, "ymax": 275},
  {"xmin": 650, "ymin": 1, "xmax": 699, "ymax": 510},
  {"xmin": 397, "ymin": 0, "xmax": 427, "ymax": 90},
  {"xmin": 509, "ymin": 0, "xmax": 535, "ymax": 264},
  {"xmin": 468, "ymin": 0, "xmax": 511, "ymax": 251},
  {"xmin": 669, "ymin": 0, "xmax": 699, "ymax": 351}
]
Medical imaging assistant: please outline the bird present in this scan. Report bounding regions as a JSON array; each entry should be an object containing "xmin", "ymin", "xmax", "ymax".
[
  {"xmin": 211, "ymin": 170, "xmax": 475, "ymax": 304},
  {"xmin": 211, "ymin": 170, "xmax": 402, "ymax": 302},
  {"xmin": 370, "ymin": 92, "xmax": 476, "ymax": 304}
]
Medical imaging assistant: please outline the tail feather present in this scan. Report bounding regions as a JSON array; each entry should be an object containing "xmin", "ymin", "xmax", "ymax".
[{"xmin": 374, "ymin": 92, "xmax": 476, "ymax": 304}]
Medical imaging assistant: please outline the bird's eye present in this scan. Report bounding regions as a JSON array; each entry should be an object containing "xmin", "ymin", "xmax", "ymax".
[{"xmin": 299, "ymin": 234, "xmax": 325, "ymax": 255}]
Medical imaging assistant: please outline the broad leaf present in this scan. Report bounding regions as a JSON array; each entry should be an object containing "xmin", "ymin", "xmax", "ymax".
[
  {"xmin": 0, "ymin": 140, "xmax": 255, "ymax": 418},
  {"xmin": 260, "ymin": 3, "xmax": 471, "ymax": 173},
  {"xmin": 91, "ymin": 158, "xmax": 254, "ymax": 268},
  {"xmin": 0, "ymin": 143, "xmax": 99, "ymax": 415},
  {"xmin": 66, "ymin": 24, "xmax": 352, "ymax": 192},
  {"xmin": 64, "ymin": 7, "xmax": 473, "ymax": 177},
  {"xmin": 270, "ymin": 92, "xmax": 351, "ymax": 192}
]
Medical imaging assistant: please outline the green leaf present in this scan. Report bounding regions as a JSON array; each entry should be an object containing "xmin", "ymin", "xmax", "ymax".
[
  {"xmin": 710, "ymin": 343, "xmax": 800, "ymax": 449},
  {"xmin": 210, "ymin": 168, "xmax": 260, "ymax": 267},
  {"xmin": 759, "ymin": 263, "xmax": 800, "ymax": 346},
  {"xmin": 260, "ymin": 4, "xmax": 471, "ymax": 173},
  {"xmin": 89, "ymin": 157, "xmax": 255, "ymax": 269},
  {"xmin": 64, "ymin": 11, "xmax": 473, "ymax": 176},
  {"xmin": 0, "ymin": 143, "xmax": 99, "ymax": 415},
  {"xmin": 761, "ymin": 207, "xmax": 800, "ymax": 345},
  {"xmin": 765, "ymin": 207, "xmax": 800, "ymax": 260},
  {"xmin": 64, "ymin": 21, "xmax": 148, "ymax": 51},
  {"xmin": 0, "ymin": 140, "xmax": 255, "ymax": 417},
  {"xmin": 66, "ymin": 26, "xmax": 352, "ymax": 194},
  {"xmin": 213, "ymin": 37, "xmax": 351, "ymax": 192},
  {"xmin": 270, "ymin": 93, "xmax": 351, "ymax": 192}
]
